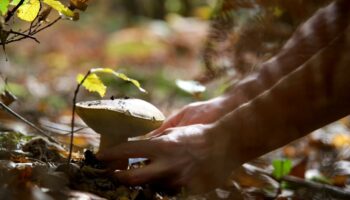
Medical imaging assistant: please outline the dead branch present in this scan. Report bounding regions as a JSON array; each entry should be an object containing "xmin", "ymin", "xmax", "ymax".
[
  {"xmin": 243, "ymin": 164, "xmax": 350, "ymax": 200},
  {"xmin": 0, "ymin": 102, "xmax": 59, "ymax": 144}
]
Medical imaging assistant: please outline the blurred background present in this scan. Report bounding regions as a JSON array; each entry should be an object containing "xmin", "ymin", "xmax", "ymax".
[
  {"xmin": 0, "ymin": 0, "xmax": 334, "ymax": 120},
  {"xmin": 0, "ymin": 0, "xmax": 218, "ymax": 120}
]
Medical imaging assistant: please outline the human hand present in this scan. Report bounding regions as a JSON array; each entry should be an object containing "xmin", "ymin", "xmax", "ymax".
[
  {"xmin": 149, "ymin": 96, "xmax": 231, "ymax": 137},
  {"xmin": 97, "ymin": 124, "xmax": 236, "ymax": 194}
]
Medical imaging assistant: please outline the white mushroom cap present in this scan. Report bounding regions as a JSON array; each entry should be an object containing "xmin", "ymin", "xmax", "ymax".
[
  {"xmin": 76, "ymin": 99, "xmax": 165, "ymax": 149},
  {"xmin": 76, "ymin": 99, "xmax": 165, "ymax": 122}
]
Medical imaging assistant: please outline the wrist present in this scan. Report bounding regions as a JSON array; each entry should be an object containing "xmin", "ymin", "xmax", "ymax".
[{"xmin": 205, "ymin": 122, "xmax": 241, "ymax": 170}]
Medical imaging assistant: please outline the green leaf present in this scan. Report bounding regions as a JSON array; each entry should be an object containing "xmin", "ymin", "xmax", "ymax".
[
  {"xmin": 77, "ymin": 73, "xmax": 106, "ymax": 97},
  {"xmin": 0, "ymin": 0, "xmax": 10, "ymax": 15},
  {"xmin": 42, "ymin": 0, "xmax": 74, "ymax": 17},
  {"xmin": 17, "ymin": 0, "xmax": 40, "ymax": 22},
  {"xmin": 272, "ymin": 159, "xmax": 292, "ymax": 180},
  {"xmin": 91, "ymin": 68, "xmax": 146, "ymax": 93}
]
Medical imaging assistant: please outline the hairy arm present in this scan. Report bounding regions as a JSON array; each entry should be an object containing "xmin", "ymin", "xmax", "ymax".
[
  {"xmin": 214, "ymin": 29, "xmax": 350, "ymax": 164},
  {"xmin": 222, "ymin": 0, "xmax": 350, "ymax": 111},
  {"xmin": 97, "ymin": 1, "xmax": 350, "ymax": 193},
  {"xmin": 152, "ymin": 0, "xmax": 350, "ymax": 134}
]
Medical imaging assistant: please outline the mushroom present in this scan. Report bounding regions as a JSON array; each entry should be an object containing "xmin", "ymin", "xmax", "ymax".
[{"xmin": 76, "ymin": 98, "xmax": 165, "ymax": 168}]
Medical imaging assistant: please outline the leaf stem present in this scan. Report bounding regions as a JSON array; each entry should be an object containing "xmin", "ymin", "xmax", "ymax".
[
  {"xmin": 9, "ymin": 30, "xmax": 40, "ymax": 43},
  {"xmin": 68, "ymin": 70, "xmax": 91, "ymax": 164}
]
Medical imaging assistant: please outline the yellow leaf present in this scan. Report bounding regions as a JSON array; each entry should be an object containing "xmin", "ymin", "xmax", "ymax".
[
  {"xmin": 17, "ymin": 0, "xmax": 40, "ymax": 22},
  {"xmin": 91, "ymin": 68, "xmax": 146, "ymax": 93},
  {"xmin": 77, "ymin": 73, "xmax": 106, "ymax": 97},
  {"xmin": 42, "ymin": 0, "xmax": 74, "ymax": 17}
]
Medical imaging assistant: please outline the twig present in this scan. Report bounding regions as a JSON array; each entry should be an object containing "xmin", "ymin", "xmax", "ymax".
[
  {"xmin": 5, "ymin": 0, "xmax": 26, "ymax": 22},
  {"xmin": 29, "ymin": 2, "xmax": 42, "ymax": 34},
  {"xmin": 68, "ymin": 70, "xmax": 91, "ymax": 164},
  {"xmin": 243, "ymin": 164, "xmax": 350, "ymax": 199},
  {"xmin": 42, "ymin": 123, "xmax": 86, "ymax": 134},
  {"xmin": 31, "ymin": 16, "xmax": 61, "ymax": 35},
  {"xmin": 0, "ymin": 102, "xmax": 59, "ymax": 144},
  {"xmin": 9, "ymin": 30, "xmax": 40, "ymax": 43},
  {"xmin": 2, "ymin": 17, "xmax": 61, "ymax": 45},
  {"xmin": 282, "ymin": 175, "xmax": 350, "ymax": 199}
]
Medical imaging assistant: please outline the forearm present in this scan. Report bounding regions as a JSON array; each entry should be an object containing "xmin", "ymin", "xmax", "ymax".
[
  {"xmin": 220, "ymin": 0, "xmax": 350, "ymax": 111},
  {"xmin": 214, "ymin": 29, "xmax": 350, "ymax": 165}
]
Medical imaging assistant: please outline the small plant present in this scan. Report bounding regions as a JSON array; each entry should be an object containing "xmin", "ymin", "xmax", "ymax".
[
  {"xmin": 272, "ymin": 158, "xmax": 292, "ymax": 197},
  {"xmin": 272, "ymin": 158, "xmax": 292, "ymax": 180},
  {"xmin": 0, "ymin": 0, "xmax": 88, "ymax": 52}
]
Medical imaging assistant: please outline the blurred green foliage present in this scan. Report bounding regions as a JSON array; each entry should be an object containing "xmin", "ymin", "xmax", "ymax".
[{"xmin": 0, "ymin": 132, "xmax": 33, "ymax": 150}]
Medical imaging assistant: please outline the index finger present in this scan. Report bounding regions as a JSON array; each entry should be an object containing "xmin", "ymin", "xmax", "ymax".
[{"xmin": 147, "ymin": 112, "xmax": 183, "ymax": 137}]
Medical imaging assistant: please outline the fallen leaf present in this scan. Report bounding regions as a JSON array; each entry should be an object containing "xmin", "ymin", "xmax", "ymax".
[{"xmin": 331, "ymin": 133, "xmax": 350, "ymax": 149}]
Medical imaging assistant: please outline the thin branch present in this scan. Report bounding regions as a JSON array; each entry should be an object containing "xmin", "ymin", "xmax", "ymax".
[
  {"xmin": 68, "ymin": 70, "xmax": 91, "ymax": 164},
  {"xmin": 32, "ymin": 16, "xmax": 61, "ymax": 35},
  {"xmin": 41, "ymin": 123, "xmax": 86, "ymax": 134},
  {"xmin": 29, "ymin": 2, "xmax": 42, "ymax": 34},
  {"xmin": 0, "ymin": 102, "xmax": 59, "ymax": 144},
  {"xmin": 32, "ymin": 20, "xmax": 43, "ymax": 33},
  {"xmin": 2, "ymin": 17, "xmax": 61, "ymax": 45},
  {"xmin": 2, "ymin": 35, "xmax": 29, "ymax": 45},
  {"xmin": 9, "ymin": 30, "xmax": 40, "ymax": 43},
  {"xmin": 5, "ymin": 0, "xmax": 26, "ymax": 22}
]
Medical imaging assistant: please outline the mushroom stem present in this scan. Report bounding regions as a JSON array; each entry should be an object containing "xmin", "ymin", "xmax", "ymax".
[{"xmin": 99, "ymin": 135, "xmax": 128, "ymax": 169}]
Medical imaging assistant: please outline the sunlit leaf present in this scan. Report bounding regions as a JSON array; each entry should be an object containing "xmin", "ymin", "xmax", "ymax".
[
  {"xmin": 77, "ymin": 73, "xmax": 106, "ymax": 97},
  {"xmin": 42, "ymin": 0, "xmax": 75, "ymax": 17},
  {"xmin": 0, "ymin": 0, "xmax": 10, "ymax": 15},
  {"xmin": 272, "ymin": 159, "xmax": 292, "ymax": 180},
  {"xmin": 91, "ymin": 68, "xmax": 146, "ymax": 93},
  {"xmin": 17, "ymin": 0, "xmax": 40, "ymax": 22}
]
